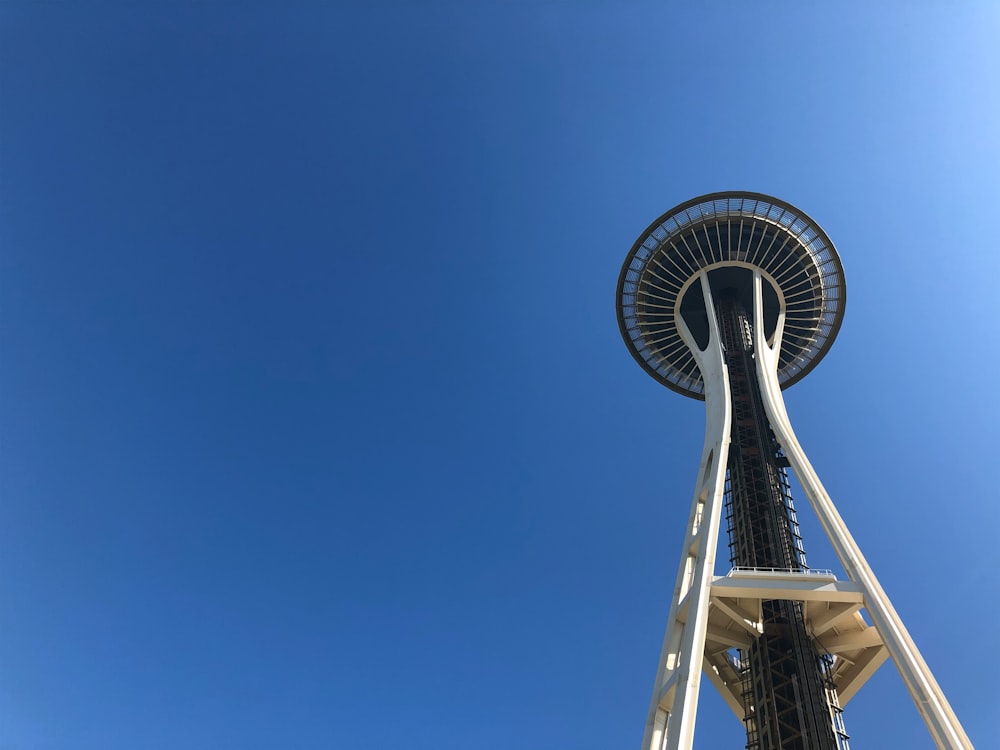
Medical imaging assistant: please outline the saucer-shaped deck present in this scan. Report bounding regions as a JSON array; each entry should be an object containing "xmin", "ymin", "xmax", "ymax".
[{"xmin": 617, "ymin": 192, "xmax": 846, "ymax": 399}]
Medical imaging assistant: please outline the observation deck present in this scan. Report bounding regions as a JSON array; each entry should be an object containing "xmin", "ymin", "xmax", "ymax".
[{"xmin": 616, "ymin": 192, "xmax": 846, "ymax": 399}]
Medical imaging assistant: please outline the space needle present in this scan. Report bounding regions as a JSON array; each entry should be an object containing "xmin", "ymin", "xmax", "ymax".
[{"xmin": 616, "ymin": 192, "xmax": 972, "ymax": 750}]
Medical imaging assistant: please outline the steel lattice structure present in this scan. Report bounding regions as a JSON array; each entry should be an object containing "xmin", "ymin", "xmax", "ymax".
[{"xmin": 615, "ymin": 192, "xmax": 971, "ymax": 750}]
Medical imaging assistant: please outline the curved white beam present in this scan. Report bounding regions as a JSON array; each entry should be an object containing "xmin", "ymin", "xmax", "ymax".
[
  {"xmin": 749, "ymin": 270, "xmax": 973, "ymax": 750},
  {"xmin": 641, "ymin": 273, "xmax": 732, "ymax": 750}
]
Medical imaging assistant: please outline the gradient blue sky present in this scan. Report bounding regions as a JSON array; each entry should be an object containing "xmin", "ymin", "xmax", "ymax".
[{"xmin": 1, "ymin": 3, "xmax": 998, "ymax": 749}]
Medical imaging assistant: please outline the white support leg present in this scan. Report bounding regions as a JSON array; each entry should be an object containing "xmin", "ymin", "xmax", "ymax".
[
  {"xmin": 641, "ymin": 274, "xmax": 732, "ymax": 750},
  {"xmin": 749, "ymin": 271, "xmax": 973, "ymax": 750}
]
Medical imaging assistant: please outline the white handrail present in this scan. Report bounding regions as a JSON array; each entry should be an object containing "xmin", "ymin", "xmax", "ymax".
[{"xmin": 726, "ymin": 566, "xmax": 835, "ymax": 577}]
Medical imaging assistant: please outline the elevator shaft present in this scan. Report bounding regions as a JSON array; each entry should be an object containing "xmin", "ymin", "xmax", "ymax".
[{"xmin": 716, "ymin": 293, "xmax": 844, "ymax": 750}]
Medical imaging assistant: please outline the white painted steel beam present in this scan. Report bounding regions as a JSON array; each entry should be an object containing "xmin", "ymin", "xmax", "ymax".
[
  {"xmin": 640, "ymin": 273, "xmax": 732, "ymax": 750},
  {"xmin": 808, "ymin": 601, "xmax": 863, "ymax": 637},
  {"xmin": 837, "ymin": 646, "xmax": 889, "ymax": 705},
  {"xmin": 749, "ymin": 271, "xmax": 973, "ymax": 750}
]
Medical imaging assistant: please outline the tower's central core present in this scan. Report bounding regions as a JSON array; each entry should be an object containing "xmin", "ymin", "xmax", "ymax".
[{"xmin": 715, "ymin": 290, "xmax": 843, "ymax": 750}]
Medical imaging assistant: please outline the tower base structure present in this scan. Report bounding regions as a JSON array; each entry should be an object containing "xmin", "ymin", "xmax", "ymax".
[{"xmin": 638, "ymin": 271, "xmax": 972, "ymax": 750}]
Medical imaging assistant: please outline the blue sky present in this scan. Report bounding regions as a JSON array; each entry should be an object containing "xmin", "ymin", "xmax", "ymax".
[{"xmin": 1, "ymin": 2, "xmax": 998, "ymax": 749}]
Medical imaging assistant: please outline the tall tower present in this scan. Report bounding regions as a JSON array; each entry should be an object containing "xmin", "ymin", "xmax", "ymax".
[{"xmin": 615, "ymin": 193, "xmax": 972, "ymax": 750}]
